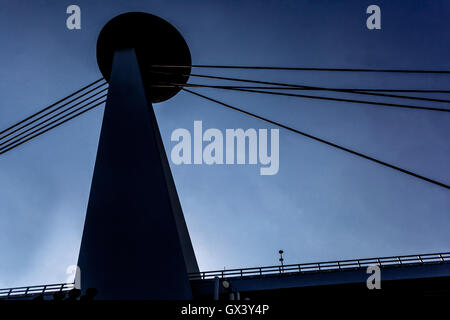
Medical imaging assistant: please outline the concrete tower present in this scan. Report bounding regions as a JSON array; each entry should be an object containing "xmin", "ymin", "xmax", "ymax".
[{"xmin": 77, "ymin": 12, "xmax": 198, "ymax": 299}]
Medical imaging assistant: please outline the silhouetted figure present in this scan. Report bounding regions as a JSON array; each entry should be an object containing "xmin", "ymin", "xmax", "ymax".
[
  {"xmin": 80, "ymin": 288, "xmax": 98, "ymax": 301},
  {"xmin": 52, "ymin": 291, "xmax": 66, "ymax": 301},
  {"xmin": 67, "ymin": 288, "xmax": 81, "ymax": 301}
]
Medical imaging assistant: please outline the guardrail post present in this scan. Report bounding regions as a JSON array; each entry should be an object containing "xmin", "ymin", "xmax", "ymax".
[
  {"xmin": 337, "ymin": 262, "xmax": 341, "ymax": 270},
  {"xmin": 398, "ymin": 257, "xmax": 402, "ymax": 264},
  {"xmin": 439, "ymin": 254, "xmax": 444, "ymax": 262},
  {"xmin": 8, "ymin": 288, "xmax": 12, "ymax": 298},
  {"xmin": 259, "ymin": 268, "xmax": 262, "ymax": 276},
  {"xmin": 298, "ymin": 265, "xmax": 301, "ymax": 272},
  {"xmin": 418, "ymin": 256, "xmax": 423, "ymax": 263},
  {"xmin": 213, "ymin": 277, "xmax": 219, "ymax": 301}
]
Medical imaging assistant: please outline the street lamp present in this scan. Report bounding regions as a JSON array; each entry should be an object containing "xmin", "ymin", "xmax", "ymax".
[{"xmin": 279, "ymin": 250, "xmax": 284, "ymax": 272}]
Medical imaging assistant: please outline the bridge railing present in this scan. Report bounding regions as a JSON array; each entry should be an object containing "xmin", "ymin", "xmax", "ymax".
[
  {"xmin": 188, "ymin": 252, "xmax": 450, "ymax": 280},
  {"xmin": 2, "ymin": 252, "xmax": 449, "ymax": 298},
  {"xmin": 0, "ymin": 282, "xmax": 74, "ymax": 299}
]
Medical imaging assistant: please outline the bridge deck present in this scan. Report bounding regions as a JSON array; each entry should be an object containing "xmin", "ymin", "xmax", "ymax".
[{"xmin": 1, "ymin": 252, "xmax": 449, "ymax": 299}]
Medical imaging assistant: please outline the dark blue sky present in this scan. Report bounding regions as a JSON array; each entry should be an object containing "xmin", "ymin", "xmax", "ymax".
[{"xmin": 0, "ymin": 0, "xmax": 449, "ymax": 287}]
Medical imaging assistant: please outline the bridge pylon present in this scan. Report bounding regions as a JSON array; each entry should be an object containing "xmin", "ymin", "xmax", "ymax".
[{"xmin": 77, "ymin": 12, "xmax": 198, "ymax": 299}]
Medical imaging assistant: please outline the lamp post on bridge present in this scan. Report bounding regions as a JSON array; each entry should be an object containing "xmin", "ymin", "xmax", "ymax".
[{"xmin": 279, "ymin": 250, "xmax": 284, "ymax": 272}]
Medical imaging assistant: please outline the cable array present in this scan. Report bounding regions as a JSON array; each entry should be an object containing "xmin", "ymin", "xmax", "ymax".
[
  {"xmin": 153, "ymin": 64, "xmax": 450, "ymax": 73},
  {"xmin": 149, "ymin": 70, "xmax": 450, "ymax": 113},
  {"xmin": 182, "ymin": 88, "xmax": 449, "ymax": 190},
  {"xmin": 2, "ymin": 64, "xmax": 449, "ymax": 190},
  {"xmin": 0, "ymin": 79, "xmax": 108, "ymax": 155}
]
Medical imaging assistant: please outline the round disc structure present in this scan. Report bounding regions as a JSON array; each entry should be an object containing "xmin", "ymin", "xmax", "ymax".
[{"xmin": 97, "ymin": 12, "xmax": 191, "ymax": 103}]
